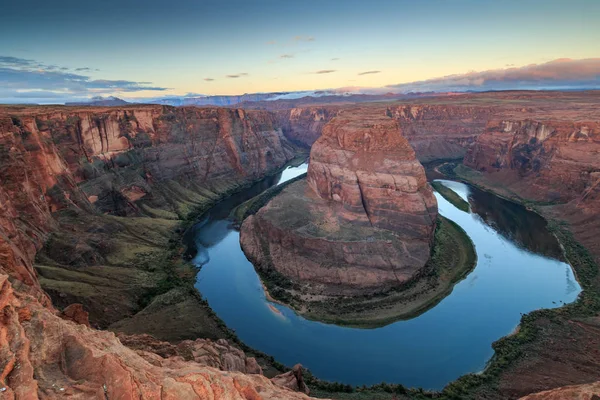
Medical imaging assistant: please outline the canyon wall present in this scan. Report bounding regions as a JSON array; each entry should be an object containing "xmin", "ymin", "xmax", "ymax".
[
  {"xmin": 275, "ymin": 106, "xmax": 340, "ymax": 148},
  {"xmin": 464, "ymin": 119, "xmax": 600, "ymax": 203},
  {"xmin": 388, "ymin": 104, "xmax": 494, "ymax": 162},
  {"xmin": 276, "ymin": 103, "xmax": 495, "ymax": 162},
  {"xmin": 0, "ymin": 105, "xmax": 312, "ymax": 398},
  {"xmin": 0, "ymin": 106, "xmax": 296, "ymax": 324},
  {"xmin": 464, "ymin": 118, "xmax": 600, "ymax": 260}
]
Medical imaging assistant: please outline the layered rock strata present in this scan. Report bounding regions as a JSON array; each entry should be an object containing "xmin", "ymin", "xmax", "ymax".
[
  {"xmin": 0, "ymin": 274, "xmax": 313, "ymax": 399},
  {"xmin": 241, "ymin": 110, "xmax": 437, "ymax": 296},
  {"xmin": 0, "ymin": 105, "xmax": 316, "ymax": 398},
  {"xmin": 464, "ymin": 118, "xmax": 600, "ymax": 260},
  {"xmin": 0, "ymin": 105, "xmax": 297, "ymax": 329}
]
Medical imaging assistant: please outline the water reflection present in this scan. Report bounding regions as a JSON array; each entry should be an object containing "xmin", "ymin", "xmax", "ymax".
[
  {"xmin": 437, "ymin": 179, "xmax": 564, "ymax": 261},
  {"xmin": 183, "ymin": 173, "xmax": 282, "ymax": 264},
  {"xmin": 189, "ymin": 173, "xmax": 581, "ymax": 389}
]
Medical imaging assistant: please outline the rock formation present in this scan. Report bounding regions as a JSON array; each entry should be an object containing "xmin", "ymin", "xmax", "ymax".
[
  {"xmin": 241, "ymin": 109, "xmax": 437, "ymax": 296},
  {"xmin": 464, "ymin": 118, "xmax": 600, "ymax": 260},
  {"xmin": 0, "ymin": 274, "xmax": 313, "ymax": 399},
  {"xmin": 519, "ymin": 381, "xmax": 600, "ymax": 400},
  {"xmin": 0, "ymin": 105, "xmax": 297, "ymax": 329},
  {"xmin": 271, "ymin": 364, "xmax": 310, "ymax": 395},
  {"xmin": 0, "ymin": 104, "xmax": 319, "ymax": 399},
  {"xmin": 276, "ymin": 106, "xmax": 340, "ymax": 148},
  {"xmin": 307, "ymin": 111, "xmax": 438, "ymax": 235},
  {"xmin": 2, "ymin": 91, "xmax": 600, "ymax": 399},
  {"xmin": 388, "ymin": 104, "xmax": 493, "ymax": 162},
  {"xmin": 465, "ymin": 119, "xmax": 600, "ymax": 203},
  {"xmin": 275, "ymin": 103, "xmax": 494, "ymax": 162}
]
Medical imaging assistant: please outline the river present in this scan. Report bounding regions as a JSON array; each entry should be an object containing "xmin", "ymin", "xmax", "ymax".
[{"xmin": 189, "ymin": 163, "xmax": 580, "ymax": 389}]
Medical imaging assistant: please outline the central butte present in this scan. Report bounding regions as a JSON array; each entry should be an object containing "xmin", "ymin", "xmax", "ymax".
[{"xmin": 240, "ymin": 109, "xmax": 438, "ymax": 299}]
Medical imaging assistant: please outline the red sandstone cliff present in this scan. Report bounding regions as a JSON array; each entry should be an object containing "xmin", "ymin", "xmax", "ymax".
[
  {"xmin": 0, "ymin": 105, "xmax": 315, "ymax": 398},
  {"xmin": 0, "ymin": 274, "xmax": 313, "ymax": 399},
  {"xmin": 0, "ymin": 105, "xmax": 297, "ymax": 327},
  {"xmin": 275, "ymin": 106, "xmax": 340, "ymax": 148},
  {"xmin": 464, "ymin": 119, "xmax": 600, "ymax": 203},
  {"xmin": 275, "ymin": 103, "xmax": 495, "ymax": 162},
  {"xmin": 4, "ymin": 106, "xmax": 295, "ymax": 216},
  {"xmin": 307, "ymin": 110, "xmax": 437, "ymax": 237},
  {"xmin": 241, "ymin": 109, "xmax": 437, "ymax": 296},
  {"xmin": 464, "ymin": 118, "xmax": 600, "ymax": 260},
  {"xmin": 388, "ymin": 104, "xmax": 494, "ymax": 162}
]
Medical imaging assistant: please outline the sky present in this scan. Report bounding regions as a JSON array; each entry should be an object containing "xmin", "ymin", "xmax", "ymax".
[{"xmin": 1, "ymin": 0, "xmax": 599, "ymax": 103}]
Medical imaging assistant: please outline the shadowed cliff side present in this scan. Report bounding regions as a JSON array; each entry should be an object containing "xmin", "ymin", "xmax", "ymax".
[
  {"xmin": 0, "ymin": 104, "xmax": 321, "ymax": 398},
  {"xmin": 463, "ymin": 118, "xmax": 600, "ymax": 263},
  {"xmin": 1, "ymin": 105, "xmax": 297, "ymax": 330}
]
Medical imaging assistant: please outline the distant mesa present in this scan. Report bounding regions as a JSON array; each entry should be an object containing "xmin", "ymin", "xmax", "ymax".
[{"xmin": 65, "ymin": 96, "xmax": 130, "ymax": 106}]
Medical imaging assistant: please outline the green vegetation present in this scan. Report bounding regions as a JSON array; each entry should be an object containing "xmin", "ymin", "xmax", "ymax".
[
  {"xmin": 231, "ymin": 172, "xmax": 307, "ymax": 222},
  {"xmin": 304, "ymin": 165, "xmax": 599, "ymax": 398},
  {"xmin": 258, "ymin": 216, "xmax": 477, "ymax": 328},
  {"xmin": 306, "ymin": 217, "xmax": 598, "ymax": 398},
  {"xmin": 423, "ymin": 162, "xmax": 600, "ymax": 399},
  {"xmin": 431, "ymin": 181, "xmax": 470, "ymax": 212}
]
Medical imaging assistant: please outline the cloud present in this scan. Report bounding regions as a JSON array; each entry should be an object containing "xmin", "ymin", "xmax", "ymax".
[
  {"xmin": 0, "ymin": 56, "xmax": 37, "ymax": 68},
  {"xmin": 358, "ymin": 70, "xmax": 381, "ymax": 76},
  {"xmin": 75, "ymin": 67, "xmax": 92, "ymax": 72},
  {"xmin": 386, "ymin": 58, "xmax": 600, "ymax": 92},
  {"xmin": 204, "ymin": 78, "xmax": 215, "ymax": 81},
  {"xmin": 294, "ymin": 35, "xmax": 315, "ymax": 42},
  {"xmin": 226, "ymin": 73, "xmax": 249, "ymax": 78},
  {"xmin": 331, "ymin": 58, "xmax": 340, "ymax": 61},
  {"xmin": 314, "ymin": 70, "xmax": 336, "ymax": 74},
  {"xmin": 280, "ymin": 54, "xmax": 294, "ymax": 59},
  {"xmin": 266, "ymin": 40, "xmax": 277, "ymax": 45},
  {"xmin": 0, "ymin": 55, "xmax": 168, "ymax": 103}
]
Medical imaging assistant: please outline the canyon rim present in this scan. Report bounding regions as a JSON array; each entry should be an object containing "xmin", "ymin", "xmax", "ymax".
[{"xmin": 2, "ymin": 0, "xmax": 600, "ymax": 397}]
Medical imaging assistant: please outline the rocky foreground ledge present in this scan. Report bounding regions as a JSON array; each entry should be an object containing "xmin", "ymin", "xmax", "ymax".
[
  {"xmin": 240, "ymin": 109, "xmax": 438, "ymax": 301},
  {"xmin": 0, "ymin": 274, "xmax": 314, "ymax": 399}
]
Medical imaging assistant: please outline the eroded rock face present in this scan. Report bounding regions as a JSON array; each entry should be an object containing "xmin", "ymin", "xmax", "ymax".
[
  {"xmin": 0, "ymin": 274, "xmax": 314, "ymax": 399},
  {"xmin": 465, "ymin": 119, "xmax": 600, "ymax": 203},
  {"xmin": 1, "ymin": 106, "xmax": 296, "ymax": 217},
  {"xmin": 0, "ymin": 105, "xmax": 298, "ymax": 328},
  {"xmin": 271, "ymin": 364, "xmax": 310, "ymax": 395},
  {"xmin": 241, "ymin": 110, "xmax": 437, "ymax": 296},
  {"xmin": 388, "ymin": 104, "xmax": 494, "ymax": 162},
  {"xmin": 118, "ymin": 334, "xmax": 263, "ymax": 375},
  {"xmin": 276, "ymin": 107, "xmax": 340, "ymax": 148},
  {"xmin": 307, "ymin": 111, "xmax": 437, "ymax": 237},
  {"xmin": 277, "ymin": 103, "xmax": 495, "ymax": 162},
  {"xmin": 464, "ymin": 118, "xmax": 600, "ymax": 261},
  {"xmin": 519, "ymin": 381, "xmax": 600, "ymax": 400},
  {"xmin": 0, "ymin": 105, "xmax": 317, "ymax": 398}
]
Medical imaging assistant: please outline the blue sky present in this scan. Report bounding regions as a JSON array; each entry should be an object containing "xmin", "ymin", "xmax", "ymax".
[{"xmin": 1, "ymin": 0, "xmax": 599, "ymax": 102}]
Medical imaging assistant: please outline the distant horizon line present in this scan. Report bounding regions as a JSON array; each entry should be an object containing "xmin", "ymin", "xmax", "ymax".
[{"xmin": 3, "ymin": 88, "xmax": 600, "ymax": 107}]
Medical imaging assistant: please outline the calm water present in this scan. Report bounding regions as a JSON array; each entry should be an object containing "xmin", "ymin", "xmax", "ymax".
[{"xmin": 190, "ymin": 166, "xmax": 580, "ymax": 389}]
